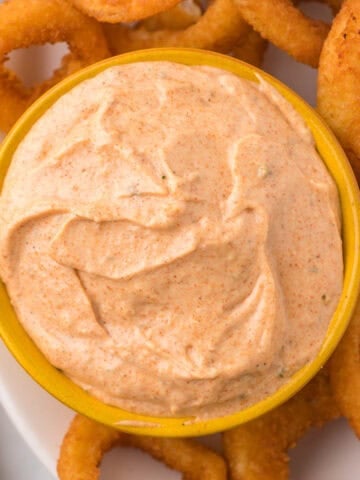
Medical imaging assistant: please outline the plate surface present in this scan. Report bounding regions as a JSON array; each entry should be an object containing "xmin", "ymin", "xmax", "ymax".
[{"xmin": 0, "ymin": 3, "xmax": 360, "ymax": 479}]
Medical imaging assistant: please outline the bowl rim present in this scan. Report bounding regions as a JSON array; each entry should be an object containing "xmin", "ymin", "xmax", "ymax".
[{"xmin": 0, "ymin": 48, "xmax": 359, "ymax": 437}]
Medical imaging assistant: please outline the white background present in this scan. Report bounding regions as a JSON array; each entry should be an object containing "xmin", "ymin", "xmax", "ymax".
[{"xmin": 1, "ymin": 2, "xmax": 360, "ymax": 479}]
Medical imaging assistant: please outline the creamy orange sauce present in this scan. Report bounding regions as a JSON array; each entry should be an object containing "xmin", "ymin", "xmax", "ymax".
[{"xmin": 0, "ymin": 62, "xmax": 343, "ymax": 418}]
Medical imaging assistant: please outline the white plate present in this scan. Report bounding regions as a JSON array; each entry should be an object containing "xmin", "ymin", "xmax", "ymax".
[{"xmin": 1, "ymin": 3, "xmax": 360, "ymax": 479}]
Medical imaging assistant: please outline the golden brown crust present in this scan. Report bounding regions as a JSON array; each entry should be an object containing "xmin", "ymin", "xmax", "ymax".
[
  {"xmin": 57, "ymin": 415, "xmax": 120, "ymax": 480},
  {"xmin": 330, "ymin": 298, "xmax": 360, "ymax": 437}
]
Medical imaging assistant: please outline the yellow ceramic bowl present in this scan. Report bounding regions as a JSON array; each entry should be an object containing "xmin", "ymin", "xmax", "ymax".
[{"xmin": 0, "ymin": 49, "xmax": 359, "ymax": 437}]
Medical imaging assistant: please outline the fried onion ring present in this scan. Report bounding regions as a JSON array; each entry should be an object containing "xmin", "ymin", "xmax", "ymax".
[
  {"xmin": 223, "ymin": 369, "xmax": 339, "ymax": 480},
  {"xmin": 0, "ymin": 0, "xmax": 109, "ymax": 134},
  {"xmin": 68, "ymin": 0, "xmax": 182, "ymax": 23},
  {"xmin": 330, "ymin": 298, "xmax": 360, "ymax": 437},
  {"xmin": 57, "ymin": 414, "xmax": 227, "ymax": 480},
  {"xmin": 317, "ymin": 0, "xmax": 360, "ymax": 182},
  {"xmin": 104, "ymin": 0, "xmax": 250, "ymax": 55},
  {"xmin": 233, "ymin": 0, "xmax": 330, "ymax": 67}
]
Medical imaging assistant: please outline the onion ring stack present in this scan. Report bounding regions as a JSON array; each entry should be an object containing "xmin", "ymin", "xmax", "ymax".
[{"xmin": 0, "ymin": 0, "xmax": 359, "ymax": 477}]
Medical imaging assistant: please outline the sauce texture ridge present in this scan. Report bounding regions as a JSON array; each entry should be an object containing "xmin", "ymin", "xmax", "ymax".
[{"xmin": 0, "ymin": 62, "xmax": 343, "ymax": 418}]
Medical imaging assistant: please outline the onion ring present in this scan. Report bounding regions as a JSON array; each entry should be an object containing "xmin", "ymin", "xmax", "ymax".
[
  {"xmin": 330, "ymin": 298, "xmax": 360, "ymax": 437},
  {"xmin": 317, "ymin": 0, "xmax": 360, "ymax": 182},
  {"xmin": 68, "ymin": 0, "xmax": 182, "ymax": 23},
  {"xmin": 233, "ymin": 0, "xmax": 330, "ymax": 67},
  {"xmin": 57, "ymin": 414, "xmax": 227, "ymax": 480},
  {"xmin": 104, "ymin": 0, "xmax": 250, "ymax": 55},
  {"xmin": 0, "ymin": 0, "xmax": 109, "ymax": 134},
  {"xmin": 223, "ymin": 369, "xmax": 339, "ymax": 480}
]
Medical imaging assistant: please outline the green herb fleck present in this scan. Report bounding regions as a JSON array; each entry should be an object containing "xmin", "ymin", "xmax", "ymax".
[
  {"xmin": 309, "ymin": 265, "xmax": 319, "ymax": 273},
  {"xmin": 278, "ymin": 368, "xmax": 286, "ymax": 378},
  {"xmin": 258, "ymin": 164, "xmax": 272, "ymax": 179},
  {"xmin": 162, "ymin": 175, "xmax": 166, "ymax": 179}
]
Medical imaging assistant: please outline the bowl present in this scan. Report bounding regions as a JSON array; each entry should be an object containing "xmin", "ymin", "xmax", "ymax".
[{"xmin": 0, "ymin": 48, "xmax": 359, "ymax": 437}]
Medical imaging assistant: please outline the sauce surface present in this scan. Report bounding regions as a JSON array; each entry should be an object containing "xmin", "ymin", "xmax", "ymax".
[{"xmin": 0, "ymin": 62, "xmax": 343, "ymax": 418}]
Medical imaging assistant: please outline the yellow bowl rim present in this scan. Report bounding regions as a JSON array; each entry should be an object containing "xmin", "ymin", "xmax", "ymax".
[{"xmin": 0, "ymin": 48, "xmax": 359, "ymax": 437}]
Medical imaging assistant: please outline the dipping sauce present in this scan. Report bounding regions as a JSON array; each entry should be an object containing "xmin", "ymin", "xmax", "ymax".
[{"xmin": 0, "ymin": 62, "xmax": 343, "ymax": 418}]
